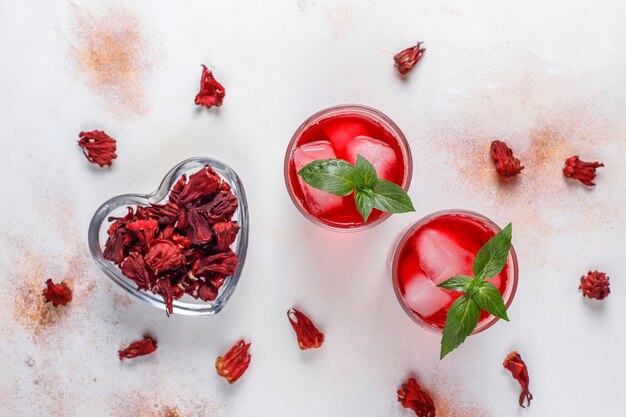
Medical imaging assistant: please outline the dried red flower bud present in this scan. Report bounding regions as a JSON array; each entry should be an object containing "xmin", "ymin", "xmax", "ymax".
[
  {"xmin": 126, "ymin": 219, "xmax": 159, "ymax": 248},
  {"xmin": 393, "ymin": 42, "xmax": 426, "ymax": 75},
  {"xmin": 152, "ymin": 279, "xmax": 177, "ymax": 315},
  {"xmin": 179, "ymin": 165, "xmax": 222, "ymax": 205},
  {"xmin": 490, "ymin": 140, "xmax": 524, "ymax": 178},
  {"xmin": 197, "ymin": 191, "xmax": 239, "ymax": 222},
  {"xmin": 397, "ymin": 378, "xmax": 435, "ymax": 417},
  {"xmin": 42, "ymin": 279, "xmax": 72, "ymax": 307},
  {"xmin": 118, "ymin": 335, "xmax": 158, "ymax": 360},
  {"xmin": 213, "ymin": 222, "xmax": 240, "ymax": 251},
  {"xmin": 120, "ymin": 253, "xmax": 152, "ymax": 291},
  {"xmin": 193, "ymin": 250, "xmax": 238, "ymax": 280},
  {"xmin": 187, "ymin": 208, "xmax": 214, "ymax": 245},
  {"xmin": 579, "ymin": 270, "xmax": 610, "ymax": 300},
  {"xmin": 287, "ymin": 308, "xmax": 325, "ymax": 350},
  {"xmin": 563, "ymin": 155, "xmax": 604, "ymax": 186},
  {"xmin": 195, "ymin": 65, "xmax": 225, "ymax": 109},
  {"xmin": 503, "ymin": 351, "xmax": 533, "ymax": 408},
  {"xmin": 77, "ymin": 130, "xmax": 117, "ymax": 167},
  {"xmin": 145, "ymin": 239, "xmax": 185, "ymax": 274},
  {"xmin": 215, "ymin": 339, "xmax": 251, "ymax": 384}
]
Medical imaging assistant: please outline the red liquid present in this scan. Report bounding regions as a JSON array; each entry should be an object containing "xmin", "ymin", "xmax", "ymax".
[
  {"xmin": 395, "ymin": 214, "xmax": 511, "ymax": 329},
  {"xmin": 287, "ymin": 113, "xmax": 407, "ymax": 228}
]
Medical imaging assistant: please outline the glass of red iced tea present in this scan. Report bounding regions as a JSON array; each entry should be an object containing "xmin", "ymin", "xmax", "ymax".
[
  {"xmin": 284, "ymin": 105, "xmax": 412, "ymax": 231},
  {"xmin": 392, "ymin": 210, "xmax": 518, "ymax": 334}
]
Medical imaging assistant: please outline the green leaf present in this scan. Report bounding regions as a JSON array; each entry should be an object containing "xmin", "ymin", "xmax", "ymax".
[
  {"xmin": 297, "ymin": 159, "xmax": 356, "ymax": 196},
  {"xmin": 354, "ymin": 155, "xmax": 378, "ymax": 190},
  {"xmin": 473, "ymin": 281, "xmax": 509, "ymax": 321},
  {"xmin": 371, "ymin": 179, "xmax": 415, "ymax": 214},
  {"xmin": 354, "ymin": 188, "xmax": 376, "ymax": 222},
  {"xmin": 440, "ymin": 295, "xmax": 481, "ymax": 359},
  {"xmin": 437, "ymin": 275, "xmax": 473, "ymax": 292},
  {"xmin": 473, "ymin": 223, "xmax": 512, "ymax": 280}
]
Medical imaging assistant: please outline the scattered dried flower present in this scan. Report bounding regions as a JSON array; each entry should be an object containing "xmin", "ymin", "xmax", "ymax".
[
  {"xmin": 103, "ymin": 165, "xmax": 240, "ymax": 315},
  {"xmin": 490, "ymin": 140, "xmax": 524, "ymax": 178},
  {"xmin": 215, "ymin": 339, "xmax": 251, "ymax": 384},
  {"xmin": 503, "ymin": 351, "xmax": 533, "ymax": 408},
  {"xmin": 563, "ymin": 155, "xmax": 604, "ymax": 186},
  {"xmin": 78, "ymin": 130, "xmax": 117, "ymax": 167},
  {"xmin": 397, "ymin": 377, "xmax": 436, "ymax": 417},
  {"xmin": 42, "ymin": 279, "xmax": 73, "ymax": 307},
  {"xmin": 393, "ymin": 42, "xmax": 425, "ymax": 75},
  {"xmin": 195, "ymin": 65, "xmax": 225, "ymax": 108},
  {"xmin": 287, "ymin": 308, "xmax": 325, "ymax": 350},
  {"xmin": 119, "ymin": 335, "xmax": 158, "ymax": 360},
  {"xmin": 579, "ymin": 270, "xmax": 610, "ymax": 300}
]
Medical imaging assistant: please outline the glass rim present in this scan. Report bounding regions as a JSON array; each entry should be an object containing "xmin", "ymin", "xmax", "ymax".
[
  {"xmin": 391, "ymin": 209, "xmax": 519, "ymax": 335},
  {"xmin": 283, "ymin": 104, "xmax": 413, "ymax": 232}
]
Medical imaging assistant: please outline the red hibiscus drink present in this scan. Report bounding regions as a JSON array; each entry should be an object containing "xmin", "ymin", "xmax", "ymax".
[
  {"xmin": 392, "ymin": 210, "xmax": 518, "ymax": 333},
  {"xmin": 285, "ymin": 105, "xmax": 412, "ymax": 230}
]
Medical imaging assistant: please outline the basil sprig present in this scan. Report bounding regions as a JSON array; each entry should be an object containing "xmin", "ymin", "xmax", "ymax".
[
  {"xmin": 298, "ymin": 155, "xmax": 414, "ymax": 222},
  {"xmin": 437, "ymin": 223, "xmax": 513, "ymax": 359}
]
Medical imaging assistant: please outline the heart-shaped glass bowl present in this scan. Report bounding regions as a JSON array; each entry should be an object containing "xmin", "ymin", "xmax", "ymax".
[{"xmin": 88, "ymin": 157, "xmax": 249, "ymax": 316}]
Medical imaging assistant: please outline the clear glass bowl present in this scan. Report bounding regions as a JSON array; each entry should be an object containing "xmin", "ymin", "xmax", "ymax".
[
  {"xmin": 88, "ymin": 157, "xmax": 249, "ymax": 316},
  {"xmin": 391, "ymin": 209, "xmax": 519, "ymax": 335},
  {"xmin": 284, "ymin": 104, "xmax": 413, "ymax": 232}
]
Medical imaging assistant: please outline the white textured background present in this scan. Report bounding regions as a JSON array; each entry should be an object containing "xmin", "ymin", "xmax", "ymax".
[{"xmin": 1, "ymin": 1, "xmax": 625, "ymax": 416}]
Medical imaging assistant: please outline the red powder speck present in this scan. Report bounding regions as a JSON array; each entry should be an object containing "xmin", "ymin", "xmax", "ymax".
[
  {"xmin": 111, "ymin": 392, "xmax": 222, "ymax": 417},
  {"xmin": 70, "ymin": 5, "xmax": 152, "ymax": 116}
]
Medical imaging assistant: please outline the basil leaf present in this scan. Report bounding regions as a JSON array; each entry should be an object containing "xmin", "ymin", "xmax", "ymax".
[
  {"xmin": 437, "ymin": 275, "xmax": 473, "ymax": 292},
  {"xmin": 473, "ymin": 281, "xmax": 509, "ymax": 321},
  {"xmin": 473, "ymin": 223, "xmax": 512, "ymax": 279},
  {"xmin": 354, "ymin": 155, "xmax": 378, "ymax": 189},
  {"xmin": 354, "ymin": 188, "xmax": 376, "ymax": 222},
  {"xmin": 440, "ymin": 295, "xmax": 480, "ymax": 359},
  {"xmin": 371, "ymin": 179, "xmax": 415, "ymax": 213},
  {"xmin": 297, "ymin": 159, "xmax": 356, "ymax": 196}
]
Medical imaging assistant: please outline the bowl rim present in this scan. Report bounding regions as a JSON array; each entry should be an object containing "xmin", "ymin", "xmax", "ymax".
[{"xmin": 87, "ymin": 157, "xmax": 249, "ymax": 316}]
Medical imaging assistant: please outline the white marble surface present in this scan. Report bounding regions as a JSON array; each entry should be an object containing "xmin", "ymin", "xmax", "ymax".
[{"xmin": 1, "ymin": 1, "xmax": 625, "ymax": 416}]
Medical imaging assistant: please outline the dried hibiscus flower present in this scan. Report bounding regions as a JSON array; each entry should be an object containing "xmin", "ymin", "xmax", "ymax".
[
  {"xmin": 490, "ymin": 140, "xmax": 524, "ymax": 178},
  {"xmin": 503, "ymin": 351, "xmax": 533, "ymax": 408},
  {"xmin": 287, "ymin": 308, "xmax": 325, "ymax": 350},
  {"xmin": 397, "ymin": 377, "xmax": 436, "ymax": 417},
  {"xmin": 215, "ymin": 339, "xmax": 251, "ymax": 384},
  {"xmin": 42, "ymin": 279, "xmax": 72, "ymax": 307},
  {"xmin": 563, "ymin": 155, "xmax": 604, "ymax": 186},
  {"xmin": 579, "ymin": 270, "xmax": 610, "ymax": 300},
  {"xmin": 195, "ymin": 65, "xmax": 225, "ymax": 108},
  {"xmin": 78, "ymin": 130, "xmax": 117, "ymax": 167},
  {"xmin": 394, "ymin": 42, "xmax": 426, "ymax": 75},
  {"xmin": 119, "ymin": 335, "xmax": 158, "ymax": 360},
  {"xmin": 103, "ymin": 164, "xmax": 240, "ymax": 315}
]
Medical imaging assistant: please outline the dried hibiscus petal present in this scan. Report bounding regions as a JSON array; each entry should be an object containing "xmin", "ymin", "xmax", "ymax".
[
  {"xmin": 563, "ymin": 155, "xmax": 604, "ymax": 186},
  {"xmin": 287, "ymin": 308, "xmax": 325, "ymax": 350},
  {"xmin": 503, "ymin": 351, "xmax": 533, "ymax": 408},
  {"xmin": 579, "ymin": 270, "xmax": 610, "ymax": 300},
  {"xmin": 195, "ymin": 65, "xmax": 225, "ymax": 109},
  {"xmin": 187, "ymin": 208, "xmax": 214, "ymax": 245},
  {"xmin": 197, "ymin": 190, "xmax": 238, "ymax": 222},
  {"xmin": 126, "ymin": 219, "xmax": 159, "ymax": 248},
  {"xmin": 213, "ymin": 222, "xmax": 240, "ymax": 251},
  {"xmin": 397, "ymin": 378, "xmax": 435, "ymax": 417},
  {"xmin": 394, "ymin": 42, "xmax": 426, "ymax": 75},
  {"xmin": 77, "ymin": 130, "xmax": 117, "ymax": 167},
  {"xmin": 120, "ymin": 253, "xmax": 152, "ymax": 291},
  {"xmin": 118, "ymin": 335, "xmax": 157, "ymax": 360},
  {"xmin": 490, "ymin": 140, "xmax": 524, "ymax": 178},
  {"xmin": 42, "ymin": 279, "xmax": 72, "ymax": 307},
  {"xmin": 179, "ymin": 165, "xmax": 222, "ymax": 205},
  {"xmin": 193, "ymin": 250, "xmax": 238, "ymax": 279},
  {"xmin": 145, "ymin": 239, "xmax": 185, "ymax": 274},
  {"xmin": 215, "ymin": 339, "xmax": 251, "ymax": 384}
]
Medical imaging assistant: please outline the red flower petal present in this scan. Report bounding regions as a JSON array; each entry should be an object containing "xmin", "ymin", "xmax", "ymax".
[
  {"xmin": 195, "ymin": 65, "xmax": 225, "ymax": 108},
  {"xmin": 42, "ymin": 279, "xmax": 72, "ymax": 307},
  {"xmin": 193, "ymin": 250, "xmax": 238, "ymax": 280},
  {"xmin": 145, "ymin": 239, "xmax": 185, "ymax": 274},
  {"xmin": 563, "ymin": 155, "xmax": 604, "ymax": 186},
  {"xmin": 287, "ymin": 308, "xmax": 325, "ymax": 350},
  {"xmin": 77, "ymin": 130, "xmax": 117, "ymax": 167},
  {"xmin": 118, "ymin": 335, "xmax": 157, "ymax": 360},
  {"xmin": 397, "ymin": 378, "xmax": 435, "ymax": 417},
  {"xmin": 579, "ymin": 270, "xmax": 610, "ymax": 300},
  {"xmin": 503, "ymin": 351, "xmax": 533, "ymax": 408},
  {"xmin": 393, "ymin": 42, "xmax": 426, "ymax": 75},
  {"xmin": 215, "ymin": 339, "xmax": 251, "ymax": 384},
  {"xmin": 179, "ymin": 165, "xmax": 222, "ymax": 205},
  {"xmin": 490, "ymin": 140, "xmax": 524, "ymax": 178},
  {"xmin": 120, "ymin": 253, "xmax": 152, "ymax": 291},
  {"xmin": 213, "ymin": 221, "xmax": 240, "ymax": 251}
]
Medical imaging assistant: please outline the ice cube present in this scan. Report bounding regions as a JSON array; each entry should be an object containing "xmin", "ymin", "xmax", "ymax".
[
  {"xmin": 403, "ymin": 270, "xmax": 452, "ymax": 317},
  {"xmin": 415, "ymin": 227, "xmax": 474, "ymax": 285},
  {"xmin": 345, "ymin": 136, "xmax": 398, "ymax": 181},
  {"xmin": 293, "ymin": 140, "xmax": 343, "ymax": 215},
  {"xmin": 322, "ymin": 120, "xmax": 369, "ymax": 153}
]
